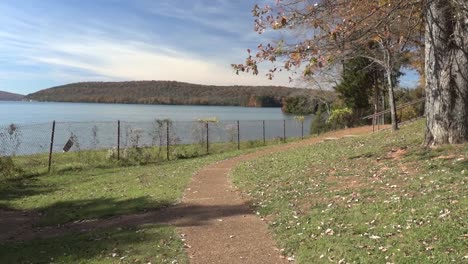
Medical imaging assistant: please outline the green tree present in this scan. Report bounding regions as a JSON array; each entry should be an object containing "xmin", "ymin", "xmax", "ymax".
[
  {"xmin": 310, "ymin": 105, "xmax": 328, "ymax": 135},
  {"xmin": 334, "ymin": 58, "xmax": 375, "ymax": 111},
  {"xmin": 282, "ymin": 95, "xmax": 317, "ymax": 115}
]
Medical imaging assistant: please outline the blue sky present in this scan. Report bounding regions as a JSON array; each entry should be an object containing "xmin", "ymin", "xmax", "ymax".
[{"xmin": 0, "ymin": 0, "xmax": 419, "ymax": 95}]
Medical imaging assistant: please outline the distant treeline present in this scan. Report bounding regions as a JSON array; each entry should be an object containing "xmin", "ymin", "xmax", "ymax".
[
  {"xmin": 0, "ymin": 91, "xmax": 24, "ymax": 101},
  {"xmin": 26, "ymin": 81, "xmax": 335, "ymax": 114}
]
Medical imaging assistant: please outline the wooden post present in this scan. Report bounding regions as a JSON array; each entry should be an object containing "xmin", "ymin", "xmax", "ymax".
[
  {"xmin": 206, "ymin": 122, "xmax": 209, "ymax": 154},
  {"xmin": 378, "ymin": 114, "xmax": 381, "ymax": 131},
  {"xmin": 283, "ymin": 120, "xmax": 286, "ymax": 143},
  {"xmin": 237, "ymin": 120, "xmax": 240, "ymax": 150},
  {"xmin": 262, "ymin": 120, "xmax": 266, "ymax": 145},
  {"xmin": 48, "ymin": 121, "xmax": 56, "ymax": 173},
  {"xmin": 166, "ymin": 121, "xmax": 170, "ymax": 160},
  {"xmin": 117, "ymin": 120, "xmax": 120, "ymax": 160}
]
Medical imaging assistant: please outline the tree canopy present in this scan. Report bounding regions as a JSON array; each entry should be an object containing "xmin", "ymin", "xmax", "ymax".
[{"xmin": 234, "ymin": 0, "xmax": 467, "ymax": 144}]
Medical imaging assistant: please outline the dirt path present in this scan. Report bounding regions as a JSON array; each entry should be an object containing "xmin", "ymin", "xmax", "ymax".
[
  {"xmin": 0, "ymin": 125, "xmax": 382, "ymax": 263},
  {"xmin": 174, "ymin": 125, "xmax": 381, "ymax": 263}
]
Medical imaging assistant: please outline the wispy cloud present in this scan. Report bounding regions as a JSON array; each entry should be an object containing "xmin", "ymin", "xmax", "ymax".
[{"xmin": 0, "ymin": 0, "xmax": 295, "ymax": 93}]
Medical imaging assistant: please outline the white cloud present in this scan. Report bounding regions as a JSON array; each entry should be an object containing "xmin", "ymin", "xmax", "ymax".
[
  {"xmin": 0, "ymin": 1, "xmax": 296, "ymax": 90},
  {"xmin": 29, "ymin": 37, "xmax": 292, "ymax": 87}
]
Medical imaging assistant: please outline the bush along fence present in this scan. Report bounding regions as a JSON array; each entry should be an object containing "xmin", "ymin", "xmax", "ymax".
[{"xmin": 0, "ymin": 118, "xmax": 312, "ymax": 175}]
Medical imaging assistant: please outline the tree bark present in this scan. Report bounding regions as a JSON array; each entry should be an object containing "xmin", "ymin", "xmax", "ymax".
[
  {"xmin": 373, "ymin": 77, "xmax": 380, "ymax": 128},
  {"xmin": 424, "ymin": 0, "xmax": 468, "ymax": 145},
  {"xmin": 385, "ymin": 67, "xmax": 399, "ymax": 131}
]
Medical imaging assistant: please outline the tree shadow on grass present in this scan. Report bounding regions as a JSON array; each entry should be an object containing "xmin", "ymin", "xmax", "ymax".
[
  {"xmin": 2, "ymin": 195, "xmax": 255, "ymax": 242},
  {"xmin": 0, "ymin": 177, "xmax": 56, "ymax": 205},
  {"xmin": 0, "ymin": 168, "xmax": 105, "ymax": 205},
  {"xmin": 0, "ymin": 196, "xmax": 170, "ymax": 241},
  {"xmin": 0, "ymin": 198, "xmax": 257, "ymax": 263},
  {"xmin": 35, "ymin": 196, "xmax": 174, "ymax": 226},
  {"xmin": 0, "ymin": 223, "xmax": 187, "ymax": 264}
]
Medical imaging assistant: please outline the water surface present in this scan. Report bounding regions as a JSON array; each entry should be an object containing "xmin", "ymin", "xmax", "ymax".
[
  {"xmin": 0, "ymin": 101, "xmax": 294, "ymax": 124},
  {"xmin": 1, "ymin": 101, "xmax": 313, "ymax": 155}
]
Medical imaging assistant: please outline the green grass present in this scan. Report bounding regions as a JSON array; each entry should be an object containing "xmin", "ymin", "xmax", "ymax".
[
  {"xmin": 0, "ymin": 143, "xmax": 282, "ymax": 263},
  {"xmin": 9, "ymin": 136, "xmax": 300, "ymax": 177},
  {"xmin": 1, "ymin": 148, "xmax": 266, "ymax": 226},
  {"xmin": 0, "ymin": 224, "xmax": 188, "ymax": 264},
  {"xmin": 232, "ymin": 120, "xmax": 467, "ymax": 263},
  {"xmin": 1, "ymin": 136, "xmax": 302, "ymax": 226}
]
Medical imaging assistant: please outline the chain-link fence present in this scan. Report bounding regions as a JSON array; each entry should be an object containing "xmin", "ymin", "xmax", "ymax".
[{"xmin": 0, "ymin": 118, "xmax": 312, "ymax": 175}]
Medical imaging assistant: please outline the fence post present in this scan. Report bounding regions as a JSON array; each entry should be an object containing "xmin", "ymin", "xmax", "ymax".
[
  {"xmin": 377, "ymin": 114, "xmax": 383, "ymax": 131},
  {"xmin": 206, "ymin": 122, "xmax": 209, "ymax": 154},
  {"xmin": 263, "ymin": 120, "xmax": 266, "ymax": 145},
  {"xmin": 166, "ymin": 121, "xmax": 170, "ymax": 160},
  {"xmin": 372, "ymin": 113, "xmax": 375, "ymax": 133},
  {"xmin": 237, "ymin": 120, "xmax": 240, "ymax": 150},
  {"xmin": 117, "ymin": 120, "xmax": 120, "ymax": 160},
  {"xmin": 301, "ymin": 121, "xmax": 304, "ymax": 140},
  {"xmin": 48, "ymin": 121, "xmax": 56, "ymax": 173},
  {"xmin": 283, "ymin": 120, "xmax": 286, "ymax": 143}
]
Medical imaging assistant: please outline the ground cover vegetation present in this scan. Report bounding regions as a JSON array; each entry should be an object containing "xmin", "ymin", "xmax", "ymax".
[
  {"xmin": 0, "ymin": 146, "xmax": 280, "ymax": 263},
  {"xmin": 1, "ymin": 149, "xmax": 256, "ymax": 226},
  {"xmin": 0, "ymin": 130, "xmax": 307, "ymax": 225},
  {"xmin": 0, "ymin": 224, "xmax": 188, "ymax": 264},
  {"xmin": 233, "ymin": 120, "xmax": 467, "ymax": 263}
]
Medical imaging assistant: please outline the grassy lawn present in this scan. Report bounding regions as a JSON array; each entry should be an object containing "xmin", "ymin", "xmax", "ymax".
[
  {"xmin": 233, "ymin": 120, "xmax": 467, "ymax": 263},
  {"xmin": 0, "ymin": 134, "xmax": 303, "ymax": 263},
  {"xmin": 0, "ymin": 224, "xmax": 188, "ymax": 264},
  {"xmin": 0, "ymin": 145, "xmax": 276, "ymax": 263},
  {"xmin": 1, "ymin": 148, "xmax": 264, "ymax": 226}
]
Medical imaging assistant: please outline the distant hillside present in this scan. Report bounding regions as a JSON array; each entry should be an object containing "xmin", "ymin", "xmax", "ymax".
[
  {"xmin": 26, "ymin": 81, "xmax": 335, "ymax": 110},
  {"xmin": 0, "ymin": 91, "xmax": 24, "ymax": 101}
]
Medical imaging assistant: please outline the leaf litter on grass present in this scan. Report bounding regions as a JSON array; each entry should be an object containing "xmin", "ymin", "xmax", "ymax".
[{"xmin": 233, "ymin": 120, "xmax": 467, "ymax": 263}]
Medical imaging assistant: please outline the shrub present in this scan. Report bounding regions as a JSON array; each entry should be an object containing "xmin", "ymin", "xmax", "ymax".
[
  {"xmin": 106, "ymin": 147, "xmax": 118, "ymax": 160},
  {"xmin": 121, "ymin": 148, "xmax": 144, "ymax": 164},
  {"xmin": 0, "ymin": 156, "xmax": 22, "ymax": 179},
  {"xmin": 310, "ymin": 105, "xmax": 328, "ymax": 135},
  {"xmin": 192, "ymin": 118, "xmax": 219, "ymax": 146},
  {"xmin": 0, "ymin": 124, "xmax": 22, "ymax": 156},
  {"xmin": 294, "ymin": 115, "xmax": 305, "ymax": 123},
  {"xmin": 399, "ymin": 106, "xmax": 419, "ymax": 122},
  {"xmin": 327, "ymin": 107, "xmax": 354, "ymax": 129},
  {"xmin": 173, "ymin": 146, "xmax": 200, "ymax": 159}
]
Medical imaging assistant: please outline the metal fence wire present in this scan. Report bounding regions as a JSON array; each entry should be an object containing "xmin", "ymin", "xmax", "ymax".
[
  {"xmin": 0, "ymin": 123, "xmax": 52, "ymax": 173},
  {"xmin": 0, "ymin": 97, "xmax": 425, "ymax": 175},
  {"xmin": 0, "ymin": 119, "xmax": 312, "ymax": 174}
]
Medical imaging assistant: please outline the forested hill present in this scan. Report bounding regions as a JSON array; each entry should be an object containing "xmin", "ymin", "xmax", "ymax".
[
  {"xmin": 26, "ymin": 81, "xmax": 334, "ymax": 108},
  {"xmin": 0, "ymin": 91, "xmax": 24, "ymax": 101}
]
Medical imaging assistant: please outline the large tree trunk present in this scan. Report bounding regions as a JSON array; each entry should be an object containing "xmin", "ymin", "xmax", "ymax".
[{"xmin": 424, "ymin": 0, "xmax": 468, "ymax": 146}]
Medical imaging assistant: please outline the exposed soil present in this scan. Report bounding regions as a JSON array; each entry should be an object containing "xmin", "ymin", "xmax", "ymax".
[
  {"xmin": 387, "ymin": 147, "xmax": 408, "ymax": 160},
  {"xmin": 0, "ymin": 125, "xmax": 380, "ymax": 263}
]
